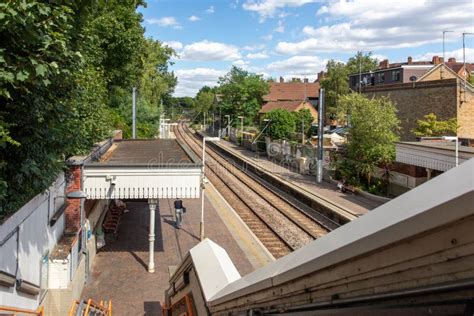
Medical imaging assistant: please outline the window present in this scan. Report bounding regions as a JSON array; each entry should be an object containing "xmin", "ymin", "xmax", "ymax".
[
  {"xmin": 392, "ymin": 70, "xmax": 400, "ymax": 82},
  {"xmin": 351, "ymin": 76, "xmax": 357, "ymax": 87},
  {"xmin": 377, "ymin": 72, "xmax": 385, "ymax": 83}
]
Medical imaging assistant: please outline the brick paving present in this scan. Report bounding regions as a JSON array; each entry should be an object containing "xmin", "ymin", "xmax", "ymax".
[
  {"xmin": 215, "ymin": 139, "xmax": 384, "ymax": 215},
  {"xmin": 81, "ymin": 196, "xmax": 254, "ymax": 315}
]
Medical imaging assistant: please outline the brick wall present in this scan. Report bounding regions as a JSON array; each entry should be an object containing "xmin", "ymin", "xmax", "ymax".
[
  {"xmin": 363, "ymin": 79, "xmax": 458, "ymax": 141},
  {"xmin": 65, "ymin": 166, "xmax": 81, "ymax": 234},
  {"xmin": 458, "ymin": 84, "xmax": 474, "ymax": 141}
]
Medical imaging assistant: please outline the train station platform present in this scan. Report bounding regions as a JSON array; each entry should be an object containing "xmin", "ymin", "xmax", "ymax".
[
  {"xmin": 209, "ymin": 138, "xmax": 383, "ymax": 216},
  {"xmin": 80, "ymin": 183, "xmax": 273, "ymax": 315}
]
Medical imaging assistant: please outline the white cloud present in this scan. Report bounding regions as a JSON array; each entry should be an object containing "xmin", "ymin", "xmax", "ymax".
[
  {"xmin": 242, "ymin": 0, "xmax": 316, "ymax": 21},
  {"xmin": 415, "ymin": 48, "xmax": 474, "ymax": 63},
  {"xmin": 180, "ymin": 40, "xmax": 241, "ymax": 61},
  {"xmin": 242, "ymin": 0, "xmax": 316, "ymax": 22},
  {"xmin": 233, "ymin": 59, "xmax": 250, "ymax": 68},
  {"xmin": 174, "ymin": 68, "xmax": 226, "ymax": 97},
  {"xmin": 276, "ymin": 0, "xmax": 474, "ymax": 54},
  {"xmin": 188, "ymin": 15, "xmax": 200, "ymax": 22},
  {"xmin": 267, "ymin": 55, "xmax": 327, "ymax": 77},
  {"xmin": 274, "ymin": 20, "xmax": 285, "ymax": 33},
  {"xmin": 243, "ymin": 44, "xmax": 266, "ymax": 51},
  {"xmin": 247, "ymin": 52, "xmax": 269, "ymax": 59},
  {"xmin": 206, "ymin": 5, "xmax": 215, "ymax": 14},
  {"xmin": 163, "ymin": 41, "xmax": 183, "ymax": 51},
  {"xmin": 262, "ymin": 34, "xmax": 273, "ymax": 41},
  {"xmin": 146, "ymin": 17, "xmax": 181, "ymax": 29}
]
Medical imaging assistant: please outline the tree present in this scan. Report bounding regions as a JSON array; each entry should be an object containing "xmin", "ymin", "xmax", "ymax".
[
  {"xmin": 345, "ymin": 51, "xmax": 379, "ymax": 75},
  {"xmin": 320, "ymin": 60, "xmax": 349, "ymax": 110},
  {"xmin": 293, "ymin": 109, "xmax": 313, "ymax": 137},
  {"xmin": 263, "ymin": 109, "xmax": 296, "ymax": 140},
  {"xmin": 0, "ymin": 1, "xmax": 176, "ymax": 215},
  {"xmin": 336, "ymin": 94, "xmax": 400, "ymax": 185},
  {"xmin": 218, "ymin": 66, "xmax": 269, "ymax": 125},
  {"xmin": 412, "ymin": 113, "xmax": 458, "ymax": 137},
  {"xmin": 320, "ymin": 52, "xmax": 378, "ymax": 111},
  {"xmin": 195, "ymin": 91, "xmax": 215, "ymax": 115}
]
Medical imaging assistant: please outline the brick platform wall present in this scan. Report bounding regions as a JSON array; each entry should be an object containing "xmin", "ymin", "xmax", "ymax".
[
  {"xmin": 458, "ymin": 84, "xmax": 474, "ymax": 141},
  {"xmin": 65, "ymin": 166, "xmax": 81, "ymax": 234},
  {"xmin": 363, "ymin": 79, "xmax": 458, "ymax": 141}
]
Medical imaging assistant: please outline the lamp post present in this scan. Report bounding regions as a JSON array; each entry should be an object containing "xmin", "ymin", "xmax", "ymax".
[
  {"xmin": 201, "ymin": 137, "xmax": 220, "ymax": 240},
  {"xmin": 442, "ymin": 30, "xmax": 454, "ymax": 79},
  {"xmin": 237, "ymin": 116, "xmax": 244, "ymax": 144},
  {"xmin": 132, "ymin": 87, "xmax": 137, "ymax": 139},
  {"xmin": 225, "ymin": 115, "xmax": 231, "ymax": 137}
]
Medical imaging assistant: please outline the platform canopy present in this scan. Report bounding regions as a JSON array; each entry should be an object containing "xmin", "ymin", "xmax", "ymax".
[{"xmin": 82, "ymin": 139, "xmax": 202, "ymax": 199}]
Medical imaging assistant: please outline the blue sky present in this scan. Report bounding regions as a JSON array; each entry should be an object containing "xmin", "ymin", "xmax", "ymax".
[{"xmin": 139, "ymin": 0, "xmax": 474, "ymax": 96}]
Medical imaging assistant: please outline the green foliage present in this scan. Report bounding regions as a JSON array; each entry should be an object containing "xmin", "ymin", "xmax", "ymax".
[
  {"xmin": 321, "ymin": 52, "xmax": 378, "ymax": 111},
  {"xmin": 335, "ymin": 94, "xmax": 400, "ymax": 186},
  {"xmin": 0, "ymin": 1, "xmax": 176, "ymax": 215},
  {"xmin": 218, "ymin": 66, "xmax": 269, "ymax": 125},
  {"xmin": 345, "ymin": 51, "xmax": 379, "ymax": 75},
  {"xmin": 195, "ymin": 91, "xmax": 215, "ymax": 115},
  {"xmin": 320, "ymin": 60, "xmax": 349, "ymax": 109},
  {"xmin": 263, "ymin": 109, "xmax": 296, "ymax": 140},
  {"xmin": 412, "ymin": 113, "xmax": 458, "ymax": 137},
  {"xmin": 293, "ymin": 109, "xmax": 313, "ymax": 137}
]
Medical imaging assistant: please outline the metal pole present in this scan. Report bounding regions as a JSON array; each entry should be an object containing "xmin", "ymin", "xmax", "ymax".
[
  {"xmin": 359, "ymin": 52, "xmax": 362, "ymax": 93},
  {"xmin": 132, "ymin": 87, "xmax": 136, "ymax": 139},
  {"xmin": 240, "ymin": 116, "xmax": 244, "ymax": 144},
  {"xmin": 456, "ymin": 137, "xmax": 459, "ymax": 167},
  {"xmin": 148, "ymin": 200, "xmax": 157, "ymax": 273},
  {"xmin": 302, "ymin": 118, "xmax": 305, "ymax": 144},
  {"xmin": 213, "ymin": 113, "xmax": 215, "ymax": 135},
  {"xmin": 200, "ymin": 139, "xmax": 206, "ymax": 240},
  {"xmin": 442, "ymin": 30, "xmax": 454, "ymax": 79},
  {"xmin": 317, "ymin": 89, "xmax": 325, "ymax": 183}
]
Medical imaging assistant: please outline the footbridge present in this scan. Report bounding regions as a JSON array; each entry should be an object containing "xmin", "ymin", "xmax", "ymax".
[{"xmin": 165, "ymin": 158, "xmax": 474, "ymax": 315}]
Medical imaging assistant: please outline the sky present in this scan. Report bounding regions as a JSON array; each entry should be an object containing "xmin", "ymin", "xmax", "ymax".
[{"xmin": 139, "ymin": 0, "xmax": 474, "ymax": 97}]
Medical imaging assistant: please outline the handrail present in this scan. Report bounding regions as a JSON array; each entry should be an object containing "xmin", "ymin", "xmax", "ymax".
[
  {"xmin": 162, "ymin": 293, "xmax": 193, "ymax": 316},
  {"xmin": 0, "ymin": 305, "xmax": 44, "ymax": 315},
  {"xmin": 68, "ymin": 299, "xmax": 112, "ymax": 316}
]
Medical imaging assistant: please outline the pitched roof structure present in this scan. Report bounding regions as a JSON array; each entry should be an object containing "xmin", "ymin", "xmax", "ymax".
[
  {"xmin": 259, "ymin": 100, "xmax": 306, "ymax": 113},
  {"xmin": 263, "ymin": 82, "xmax": 320, "ymax": 102}
]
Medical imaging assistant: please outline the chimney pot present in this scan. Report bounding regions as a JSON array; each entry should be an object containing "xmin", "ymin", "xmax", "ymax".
[
  {"xmin": 432, "ymin": 55, "xmax": 440, "ymax": 64},
  {"xmin": 448, "ymin": 57, "xmax": 456, "ymax": 63},
  {"xmin": 407, "ymin": 56, "xmax": 413, "ymax": 64},
  {"xmin": 304, "ymin": 78, "xmax": 309, "ymax": 83},
  {"xmin": 279, "ymin": 76, "xmax": 284, "ymax": 83},
  {"xmin": 379, "ymin": 59, "xmax": 389, "ymax": 69}
]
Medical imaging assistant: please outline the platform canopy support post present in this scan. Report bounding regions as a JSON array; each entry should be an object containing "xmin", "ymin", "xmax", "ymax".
[{"xmin": 148, "ymin": 199, "xmax": 158, "ymax": 273}]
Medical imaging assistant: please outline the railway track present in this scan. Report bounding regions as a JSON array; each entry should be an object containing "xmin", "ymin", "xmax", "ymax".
[{"xmin": 175, "ymin": 122, "xmax": 332, "ymax": 258}]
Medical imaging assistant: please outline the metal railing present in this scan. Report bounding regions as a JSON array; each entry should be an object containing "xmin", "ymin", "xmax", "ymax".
[
  {"xmin": 0, "ymin": 305, "xmax": 44, "ymax": 316},
  {"xmin": 68, "ymin": 299, "xmax": 112, "ymax": 316}
]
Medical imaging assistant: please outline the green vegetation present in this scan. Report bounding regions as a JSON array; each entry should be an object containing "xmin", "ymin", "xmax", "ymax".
[
  {"xmin": 216, "ymin": 66, "xmax": 269, "ymax": 126},
  {"xmin": 262, "ymin": 108, "xmax": 313, "ymax": 141},
  {"xmin": 333, "ymin": 94, "xmax": 400, "ymax": 193},
  {"xmin": 0, "ymin": 1, "xmax": 176, "ymax": 215},
  {"xmin": 412, "ymin": 113, "xmax": 458, "ymax": 137},
  {"xmin": 321, "ymin": 51, "xmax": 378, "ymax": 111}
]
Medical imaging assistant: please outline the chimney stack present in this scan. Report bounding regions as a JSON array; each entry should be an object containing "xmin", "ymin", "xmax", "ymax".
[
  {"xmin": 317, "ymin": 71, "xmax": 326, "ymax": 81},
  {"xmin": 279, "ymin": 76, "xmax": 284, "ymax": 83},
  {"xmin": 407, "ymin": 56, "xmax": 413, "ymax": 64},
  {"xmin": 432, "ymin": 56, "xmax": 441, "ymax": 64},
  {"xmin": 448, "ymin": 57, "xmax": 456, "ymax": 63},
  {"xmin": 379, "ymin": 59, "xmax": 389, "ymax": 69}
]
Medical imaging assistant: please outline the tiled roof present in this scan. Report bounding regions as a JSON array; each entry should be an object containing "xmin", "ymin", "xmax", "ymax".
[
  {"xmin": 263, "ymin": 82, "xmax": 320, "ymax": 102},
  {"xmin": 259, "ymin": 100, "xmax": 305, "ymax": 113}
]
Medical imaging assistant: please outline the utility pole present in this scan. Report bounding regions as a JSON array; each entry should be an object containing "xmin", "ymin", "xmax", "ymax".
[
  {"xmin": 301, "ymin": 117, "xmax": 305, "ymax": 144},
  {"xmin": 132, "ymin": 87, "xmax": 136, "ymax": 139},
  {"xmin": 462, "ymin": 32, "xmax": 473, "ymax": 93},
  {"xmin": 442, "ymin": 30, "xmax": 454, "ymax": 79},
  {"xmin": 317, "ymin": 89, "xmax": 325, "ymax": 183},
  {"xmin": 359, "ymin": 52, "xmax": 362, "ymax": 93}
]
